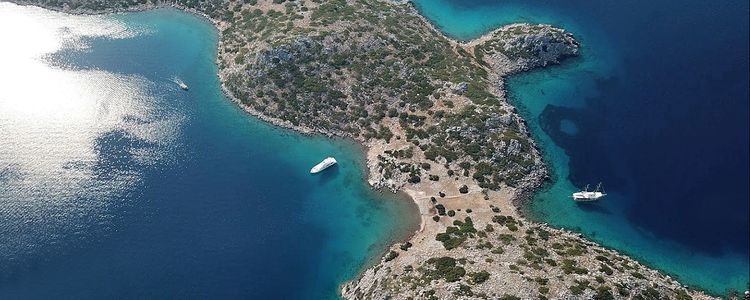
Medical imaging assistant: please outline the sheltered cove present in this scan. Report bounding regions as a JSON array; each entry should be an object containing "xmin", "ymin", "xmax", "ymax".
[{"xmin": 11, "ymin": 0, "xmax": 718, "ymax": 298}]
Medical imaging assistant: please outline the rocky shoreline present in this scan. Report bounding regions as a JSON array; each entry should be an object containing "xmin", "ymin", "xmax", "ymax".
[{"xmin": 8, "ymin": 0, "xmax": 720, "ymax": 299}]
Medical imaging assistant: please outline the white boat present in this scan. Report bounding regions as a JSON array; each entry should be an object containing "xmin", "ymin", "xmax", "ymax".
[
  {"xmin": 572, "ymin": 182, "xmax": 606, "ymax": 202},
  {"xmin": 174, "ymin": 78, "xmax": 188, "ymax": 90},
  {"xmin": 310, "ymin": 157, "xmax": 337, "ymax": 174}
]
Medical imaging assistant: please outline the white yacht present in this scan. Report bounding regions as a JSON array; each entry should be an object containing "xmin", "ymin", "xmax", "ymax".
[
  {"xmin": 310, "ymin": 157, "xmax": 337, "ymax": 174},
  {"xmin": 174, "ymin": 78, "xmax": 188, "ymax": 90},
  {"xmin": 572, "ymin": 183, "xmax": 606, "ymax": 202}
]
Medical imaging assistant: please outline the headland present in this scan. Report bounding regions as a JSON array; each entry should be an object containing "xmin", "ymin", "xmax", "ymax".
[{"xmin": 9, "ymin": 0, "xmax": 720, "ymax": 298}]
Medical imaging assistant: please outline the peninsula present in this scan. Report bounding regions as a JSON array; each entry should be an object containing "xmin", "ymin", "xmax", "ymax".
[{"xmin": 11, "ymin": 0, "xmax": 719, "ymax": 298}]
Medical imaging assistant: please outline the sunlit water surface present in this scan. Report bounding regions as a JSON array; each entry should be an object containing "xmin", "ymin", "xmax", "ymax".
[
  {"xmin": 0, "ymin": 3, "xmax": 417, "ymax": 299},
  {"xmin": 0, "ymin": 3, "xmax": 171, "ymax": 262}
]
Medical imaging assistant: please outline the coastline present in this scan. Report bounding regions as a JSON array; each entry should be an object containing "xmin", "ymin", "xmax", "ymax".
[
  {"xmin": 6, "ymin": 1, "xmax": 721, "ymax": 298},
  {"xmin": 401, "ymin": 0, "xmax": 554, "ymax": 209}
]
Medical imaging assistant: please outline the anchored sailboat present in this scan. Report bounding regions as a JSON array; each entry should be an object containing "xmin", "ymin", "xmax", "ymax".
[{"xmin": 572, "ymin": 182, "xmax": 606, "ymax": 202}]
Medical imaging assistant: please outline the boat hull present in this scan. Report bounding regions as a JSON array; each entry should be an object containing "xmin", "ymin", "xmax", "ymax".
[
  {"xmin": 572, "ymin": 191, "xmax": 605, "ymax": 201},
  {"xmin": 310, "ymin": 157, "xmax": 337, "ymax": 174}
]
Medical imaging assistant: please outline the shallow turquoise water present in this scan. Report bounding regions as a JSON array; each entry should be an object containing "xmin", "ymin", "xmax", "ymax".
[
  {"xmin": 413, "ymin": 0, "xmax": 749, "ymax": 295},
  {"xmin": 0, "ymin": 4, "xmax": 416, "ymax": 299}
]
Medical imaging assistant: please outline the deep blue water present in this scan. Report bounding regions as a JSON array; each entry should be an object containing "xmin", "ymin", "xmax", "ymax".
[
  {"xmin": 0, "ymin": 5, "xmax": 416, "ymax": 299},
  {"xmin": 413, "ymin": 0, "xmax": 749, "ymax": 295}
]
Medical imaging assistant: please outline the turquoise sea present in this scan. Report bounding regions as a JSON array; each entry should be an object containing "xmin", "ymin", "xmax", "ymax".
[
  {"xmin": 413, "ymin": 0, "xmax": 749, "ymax": 295},
  {"xmin": 1, "ymin": 1, "xmax": 747, "ymax": 298},
  {"xmin": 0, "ymin": 4, "xmax": 417, "ymax": 299}
]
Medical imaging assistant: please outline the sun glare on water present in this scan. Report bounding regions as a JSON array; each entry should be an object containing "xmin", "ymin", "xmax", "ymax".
[{"xmin": 0, "ymin": 3, "xmax": 180, "ymax": 260}]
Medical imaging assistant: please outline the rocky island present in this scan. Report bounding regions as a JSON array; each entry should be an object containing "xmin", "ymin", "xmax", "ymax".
[{"xmin": 10, "ymin": 0, "xmax": 721, "ymax": 299}]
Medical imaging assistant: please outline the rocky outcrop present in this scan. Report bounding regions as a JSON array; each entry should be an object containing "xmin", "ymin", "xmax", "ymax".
[{"xmin": 474, "ymin": 23, "xmax": 580, "ymax": 75}]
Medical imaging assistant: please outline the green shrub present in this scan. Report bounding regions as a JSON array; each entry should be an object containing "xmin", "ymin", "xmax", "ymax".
[
  {"xmin": 527, "ymin": 248, "xmax": 548, "ymax": 261},
  {"xmin": 454, "ymin": 217, "xmax": 477, "ymax": 234},
  {"xmin": 537, "ymin": 229, "xmax": 551, "ymax": 240},
  {"xmin": 468, "ymin": 270, "xmax": 490, "ymax": 284},
  {"xmin": 427, "ymin": 256, "xmax": 454, "ymax": 269},
  {"xmin": 436, "ymin": 233, "xmax": 466, "ymax": 250},
  {"xmin": 384, "ymin": 250, "xmax": 398, "ymax": 262},
  {"xmin": 564, "ymin": 245, "xmax": 586, "ymax": 256},
  {"xmin": 435, "ymin": 204, "xmax": 446, "ymax": 215},
  {"xmin": 425, "ymin": 257, "xmax": 466, "ymax": 282},
  {"xmin": 561, "ymin": 259, "xmax": 588, "ymax": 274},
  {"xmin": 408, "ymin": 175, "xmax": 421, "ymax": 183},
  {"xmin": 454, "ymin": 284, "xmax": 473, "ymax": 296},
  {"xmin": 476, "ymin": 240, "xmax": 493, "ymax": 250},
  {"xmin": 400, "ymin": 242, "xmax": 413, "ymax": 251},
  {"xmin": 616, "ymin": 283, "xmax": 630, "ymax": 296},
  {"xmin": 638, "ymin": 287, "xmax": 661, "ymax": 299},
  {"xmin": 534, "ymin": 277, "xmax": 549, "ymax": 285},
  {"xmin": 570, "ymin": 285, "xmax": 585, "ymax": 295},
  {"xmin": 444, "ymin": 267, "xmax": 466, "ymax": 282},
  {"xmin": 594, "ymin": 286, "xmax": 614, "ymax": 300},
  {"xmin": 498, "ymin": 234, "xmax": 514, "ymax": 244},
  {"xmin": 459, "ymin": 185, "xmax": 469, "ymax": 193},
  {"xmin": 435, "ymin": 217, "xmax": 476, "ymax": 250},
  {"xmin": 571, "ymin": 280, "xmax": 590, "ymax": 295}
]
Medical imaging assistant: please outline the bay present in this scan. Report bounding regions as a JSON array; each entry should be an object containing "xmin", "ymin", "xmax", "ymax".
[
  {"xmin": 412, "ymin": 0, "xmax": 749, "ymax": 295},
  {"xmin": 0, "ymin": 4, "xmax": 417, "ymax": 299}
]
